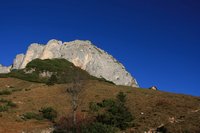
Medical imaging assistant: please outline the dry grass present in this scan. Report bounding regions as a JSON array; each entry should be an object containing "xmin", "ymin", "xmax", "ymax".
[{"xmin": 0, "ymin": 78, "xmax": 199, "ymax": 133}]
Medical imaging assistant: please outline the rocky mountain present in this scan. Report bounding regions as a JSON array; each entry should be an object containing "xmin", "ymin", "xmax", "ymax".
[{"xmin": 0, "ymin": 39, "xmax": 138, "ymax": 87}]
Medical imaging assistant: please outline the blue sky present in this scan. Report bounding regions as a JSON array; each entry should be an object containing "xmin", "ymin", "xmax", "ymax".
[{"xmin": 0, "ymin": 0, "xmax": 200, "ymax": 96}]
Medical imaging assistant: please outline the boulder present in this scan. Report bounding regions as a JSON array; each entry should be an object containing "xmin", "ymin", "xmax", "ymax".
[{"xmin": 149, "ymin": 86, "xmax": 158, "ymax": 91}]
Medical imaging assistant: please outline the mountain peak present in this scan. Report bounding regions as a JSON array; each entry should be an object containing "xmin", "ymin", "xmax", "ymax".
[{"xmin": 0, "ymin": 39, "xmax": 138, "ymax": 87}]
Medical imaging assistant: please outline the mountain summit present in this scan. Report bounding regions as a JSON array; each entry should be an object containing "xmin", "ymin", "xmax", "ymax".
[{"xmin": 0, "ymin": 39, "xmax": 138, "ymax": 87}]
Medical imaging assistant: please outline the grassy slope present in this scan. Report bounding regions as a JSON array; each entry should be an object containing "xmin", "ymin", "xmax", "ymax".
[
  {"xmin": 0, "ymin": 78, "xmax": 199, "ymax": 133},
  {"xmin": 4, "ymin": 59, "xmax": 97, "ymax": 84}
]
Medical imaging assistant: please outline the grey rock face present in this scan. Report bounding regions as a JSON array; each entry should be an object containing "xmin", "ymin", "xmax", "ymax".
[
  {"xmin": 2, "ymin": 39, "xmax": 138, "ymax": 87},
  {"xmin": 0, "ymin": 64, "xmax": 11, "ymax": 73},
  {"xmin": 20, "ymin": 43, "xmax": 45, "ymax": 68},
  {"xmin": 13, "ymin": 54, "xmax": 25, "ymax": 69},
  {"xmin": 39, "ymin": 71, "xmax": 53, "ymax": 78}
]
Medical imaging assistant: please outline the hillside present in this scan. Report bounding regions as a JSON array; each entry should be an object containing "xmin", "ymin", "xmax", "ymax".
[
  {"xmin": 0, "ymin": 77, "xmax": 199, "ymax": 133},
  {"xmin": 0, "ymin": 59, "xmax": 199, "ymax": 133}
]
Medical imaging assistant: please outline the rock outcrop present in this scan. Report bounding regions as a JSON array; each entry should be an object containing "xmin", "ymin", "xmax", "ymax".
[
  {"xmin": 13, "ymin": 54, "xmax": 25, "ymax": 69},
  {"xmin": 0, "ymin": 64, "xmax": 11, "ymax": 73},
  {"xmin": 1, "ymin": 39, "xmax": 139, "ymax": 87},
  {"xmin": 149, "ymin": 86, "xmax": 158, "ymax": 91}
]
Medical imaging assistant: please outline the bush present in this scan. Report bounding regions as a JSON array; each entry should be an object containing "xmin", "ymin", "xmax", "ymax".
[
  {"xmin": 97, "ymin": 102, "xmax": 134, "ymax": 130},
  {"xmin": 25, "ymin": 88, "xmax": 31, "ymax": 91},
  {"xmin": 22, "ymin": 107, "xmax": 57, "ymax": 121},
  {"xmin": 0, "ymin": 90, "xmax": 12, "ymax": 95},
  {"xmin": 117, "ymin": 91, "xmax": 126, "ymax": 103},
  {"xmin": 22, "ymin": 112, "xmax": 43, "ymax": 120},
  {"xmin": 0, "ymin": 105, "xmax": 8, "ymax": 112},
  {"xmin": 7, "ymin": 101, "xmax": 17, "ymax": 107},
  {"xmin": 46, "ymin": 74, "xmax": 58, "ymax": 86},
  {"xmin": 99, "ymin": 99, "xmax": 115, "ymax": 107},
  {"xmin": 0, "ymin": 98, "xmax": 9, "ymax": 103},
  {"xmin": 0, "ymin": 99, "xmax": 17, "ymax": 112},
  {"xmin": 89, "ymin": 102, "xmax": 101, "ymax": 112},
  {"xmin": 39, "ymin": 107, "xmax": 58, "ymax": 121},
  {"xmin": 8, "ymin": 69, "xmax": 41, "ymax": 83},
  {"xmin": 0, "ymin": 74, "xmax": 9, "ymax": 78},
  {"xmin": 90, "ymin": 92, "xmax": 134, "ymax": 130},
  {"xmin": 11, "ymin": 88, "xmax": 23, "ymax": 92},
  {"xmin": 81, "ymin": 122, "xmax": 117, "ymax": 133},
  {"xmin": 54, "ymin": 92, "xmax": 134, "ymax": 132}
]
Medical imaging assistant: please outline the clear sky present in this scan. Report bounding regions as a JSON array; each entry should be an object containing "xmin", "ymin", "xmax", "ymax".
[{"xmin": 0, "ymin": 0, "xmax": 200, "ymax": 96}]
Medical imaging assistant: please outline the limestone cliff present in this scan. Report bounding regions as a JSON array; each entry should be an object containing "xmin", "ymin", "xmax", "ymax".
[
  {"xmin": 1, "ymin": 39, "xmax": 138, "ymax": 87},
  {"xmin": 0, "ymin": 64, "xmax": 11, "ymax": 73}
]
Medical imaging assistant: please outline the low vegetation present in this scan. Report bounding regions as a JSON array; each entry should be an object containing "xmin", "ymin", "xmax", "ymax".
[
  {"xmin": 0, "ymin": 98, "xmax": 17, "ymax": 112},
  {"xmin": 81, "ymin": 122, "xmax": 117, "ymax": 133},
  {"xmin": 54, "ymin": 92, "xmax": 133, "ymax": 133},
  {"xmin": 0, "ymin": 59, "xmax": 115, "ymax": 86},
  {"xmin": 4, "ymin": 59, "xmax": 113, "ymax": 85},
  {"xmin": 39, "ymin": 107, "xmax": 58, "ymax": 121},
  {"xmin": 22, "ymin": 112, "xmax": 43, "ymax": 120},
  {"xmin": 0, "ymin": 87, "xmax": 23, "ymax": 95},
  {"xmin": 0, "ymin": 90, "xmax": 12, "ymax": 95},
  {"xmin": 90, "ymin": 92, "xmax": 134, "ymax": 130},
  {"xmin": 22, "ymin": 107, "xmax": 57, "ymax": 122},
  {"xmin": 46, "ymin": 74, "xmax": 58, "ymax": 86}
]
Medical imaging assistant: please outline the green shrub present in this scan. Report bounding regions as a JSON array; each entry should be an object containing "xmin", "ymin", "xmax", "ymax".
[
  {"xmin": 0, "ymin": 98, "xmax": 9, "ymax": 103},
  {"xmin": 0, "ymin": 105, "xmax": 8, "ymax": 112},
  {"xmin": 99, "ymin": 92, "xmax": 133, "ymax": 130},
  {"xmin": 8, "ymin": 59, "xmax": 96, "ymax": 84},
  {"xmin": 99, "ymin": 99, "xmax": 115, "ymax": 107},
  {"xmin": 117, "ymin": 91, "xmax": 126, "ymax": 103},
  {"xmin": 0, "ymin": 99, "xmax": 17, "ymax": 112},
  {"xmin": 98, "ymin": 102, "xmax": 134, "ymax": 130},
  {"xmin": 46, "ymin": 74, "xmax": 58, "ymax": 86},
  {"xmin": 89, "ymin": 92, "xmax": 134, "ymax": 130},
  {"xmin": 7, "ymin": 101, "xmax": 17, "ymax": 107},
  {"xmin": 89, "ymin": 102, "xmax": 100, "ymax": 112},
  {"xmin": 39, "ymin": 107, "xmax": 57, "ymax": 121},
  {"xmin": 22, "ymin": 112, "xmax": 43, "ymax": 120},
  {"xmin": 11, "ymin": 88, "xmax": 23, "ymax": 92},
  {"xmin": 81, "ymin": 122, "xmax": 117, "ymax": 133},
  {"xmin": 10, "ymin": 69, "xmax": 42, "ymax": 83},
  {"xmin": 22, "ymin": 107, "xmax": 57, "ymax": 121},
  {"xmin": 0, "ymin": 90, "xmax": 12, "ymax": 95},
  {"xmin": 89, "ymin": 99, "xmax": 116, "ymax": 112},
  {"xmin": 0, "ymin": 74, "xmax": 9, "ymax": 78},
  {"xmin": 25, "ymin": 88, "xmax": 31, "ymax": 91},
  {"xmin": 0, "ymin": 88, "xmax": 22, "ymax": 95}
]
